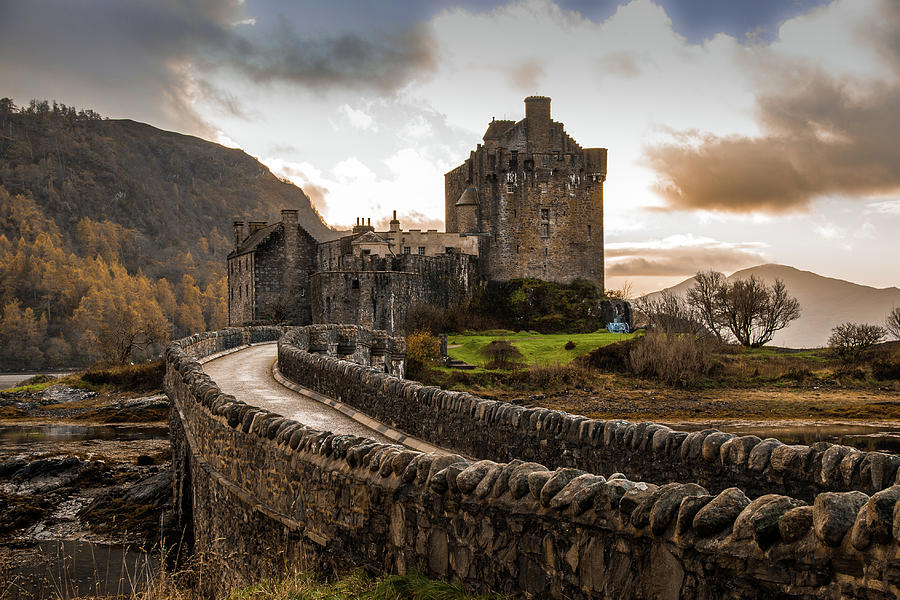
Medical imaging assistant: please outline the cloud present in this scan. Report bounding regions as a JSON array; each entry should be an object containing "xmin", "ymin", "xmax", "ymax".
[
  {"xmin": 867, "ymin": 199, "xmax": 900, "ymax": 214},
  {"xmin": 0, "ymin": 0, "xmax": 436, "ymax": 137},
  {"xmin": 373, "ymin": 211, "xmax": 445, "ymax": 231},
  {"xmin": 644, "ymin": 0, "xmax": 900, "ymax": 214},
  {"xmin": 509, "ymin": 58, "xmax": 545, "ymax": 91},
  {"xmin": 338, "ymin": 104, "xmax": 377, "ymax": 131},
  {"xmin": 606, "ymin": 235, "xmax": 768, "ymax": 276}
]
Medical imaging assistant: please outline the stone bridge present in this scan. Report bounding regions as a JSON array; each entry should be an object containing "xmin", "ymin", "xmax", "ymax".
[{"xmin": 166, "ymin": 325, "xmax": 900, "ymax": 599}]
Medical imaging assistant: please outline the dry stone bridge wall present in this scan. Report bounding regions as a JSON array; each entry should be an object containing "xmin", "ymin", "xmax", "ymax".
[{"xmin": 167, "ymin": 325, "xmax": 900, "ymax": 599}]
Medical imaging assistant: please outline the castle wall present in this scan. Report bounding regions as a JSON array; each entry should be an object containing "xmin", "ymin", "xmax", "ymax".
[
  {"xmin": 227, "ymin": 253, "xmax": 255, "ymax": 325},
  {"xmin": 165, "ymin": 327, "xmax": 900, "ymax": 598}
]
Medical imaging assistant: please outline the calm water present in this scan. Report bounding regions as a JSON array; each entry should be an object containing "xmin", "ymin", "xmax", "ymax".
[
  {"xmin": 671, "ymin": 422, "xmax": 900, "ymax": 452},
  {"xmin": 4, "ymin": 540, "xmax": 157, "ymax": 600},
  {"xmin": 0, "ymin": 424, "xmax": 169, "ymax": 444}
]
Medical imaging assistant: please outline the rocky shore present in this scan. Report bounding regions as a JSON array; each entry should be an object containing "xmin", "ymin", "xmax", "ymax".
[{"xmin": 0, "ymin": 379, "xmax": 173, "ymax": 598}]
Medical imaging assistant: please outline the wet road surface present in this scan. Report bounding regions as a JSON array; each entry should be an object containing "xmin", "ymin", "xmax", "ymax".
[{"xmin": 203, "ymin": 344, "xmax": 393, "ymax": 443}]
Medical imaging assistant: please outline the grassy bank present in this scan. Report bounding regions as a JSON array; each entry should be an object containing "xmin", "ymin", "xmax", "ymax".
[
  {"xmin": 446, "ymin": 330, "xmax": 634, "ymax": 369},
  {"xmin": 1, "ymin": 360, "xmax": 165, "ymax": 395}
]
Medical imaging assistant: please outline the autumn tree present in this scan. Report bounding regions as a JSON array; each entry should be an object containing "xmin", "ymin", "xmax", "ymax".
[{"xmin": 828, "ymin": 322, "xmax": 887, "ymax": 361}]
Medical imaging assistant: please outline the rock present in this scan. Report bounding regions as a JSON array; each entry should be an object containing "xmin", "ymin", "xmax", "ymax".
[
  {"xmin": 539, "ymin": 468, "xmax": 586, "ymax": 507},
  {"xmin": 675, "ymin": 495, "xmax": 712, "ymax": 534},
  {"xmin": 649, "ymin": 483, "xmax": 708, "ymax": 536},
  {"xmin": 490, "ymin": 459, "xmax": 523, "ymax": 498},
  {"xmin": 456, "ymin": 460, "xmax": 498, "ymax": 494},
  {"xmin": 528, "ymin": 471, "xmax": 554, "ymax": 500},
  {"xmin": 778, "ymin": 506, "xmax": 814, "ymax": 543},
  {"xmin": 692, "ymin": 487, "xmax": 750, "ymax": 537},
  {"xmin": 472, "ymin": 464, "xmax": 502, "ymax": 499},
  {"xmin": 819, "ymin": 445, "xmax": 853, "ymax": 486},
  {"xmin": 680, "ymin": 429, "xmax": 717, "ymax": 460},
  {"xmin": 769, "ymin": 445, "xmax": 812, "ymax": 473},
  {"xmin": 571, "ymin": 479, "xmax": 608, "ymax": 515},
  {"xmin": 618, "ymin": 482, "xmax": 659, "ymax": 518},
  {"xmin": 747, "ymin": 439, "xmax": 783, "ymax": 472},
  {"xmin": 839, "ymin": 451, "xmax": 865, "ymax": 487},
  {"xmin": 733, "ymin": 495, "xmax": 806, "ymax": 548},
  {"xmin": 856, "ymin": 485, "xmax": 900, "ymax": 547},
  {"xmin": 508, "ymin": 463, "xmax": 549, "ymax": 500},
  {"xmin": 720, "ymin": 436, "xmax": 762, "ymax": 466},
  {"xmin": 701, "ymin": 432, "xmax": 736, "ymax": 462},
  {"xmin": 860, "ymin": 453, "xmax": 900, "ymax": 491},
  {"xmin": 122, "ymin": 469, "xmax": 172, "ymax": 505},
  {"xmin": 548, "ymin": 474, "xmax": 603, "ymax": 510},
  {"xmin": 813, "ymin": 491, "xmax": 869, "ymax": 547}
]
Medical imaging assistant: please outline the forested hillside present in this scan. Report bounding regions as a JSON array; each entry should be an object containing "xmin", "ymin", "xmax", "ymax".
[{"xmin": 0, "ymin": 98, "xmax": 336, "ymax": 370}]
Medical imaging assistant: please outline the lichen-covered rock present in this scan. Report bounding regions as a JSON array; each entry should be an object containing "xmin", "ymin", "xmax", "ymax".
[
  {"xmin": 680, "ymin": 429, "xmax": 717, "ymax": 460},
  {"xmin": 490, "ymin": 459, "xmax": 523, "ymax": 498},
  {"xmin": 778, "ymin": 506, "xmax": 813, "ymax": 543},
  {"xmin": 571, "ymin": 479, "xmax": 609, "ymax": 515},
  {"xmin": 860, "ymin": 453, "xmax": 900, "ymax": 491},
  {"xmin": 618, "ymin": 482, "xmax": 659, "ymax": 518},
  {"xmin": 769, "ymin": 444, "xmax": 812, "ymax": 473},
  {"xmin": 693, "ymin": 487, "xmax": 750, "ymax": 537},
  {"xmin": 528, "ymin": 470, "xmax": 554, "ymax": 500},
  {"xmin": 813, "ymin": 491, "xmax": 869, "ymax": 547},
  {"xmin": 839, "ymin": 451, "xmax": 865, "ymax": 487}
]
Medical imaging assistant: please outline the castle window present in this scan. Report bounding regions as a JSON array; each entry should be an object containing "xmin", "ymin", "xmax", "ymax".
[
  {"xmin": 541, "ymin": 223, "xmax": 550, "ymax": 237},
  {"xmin": 362, "ymin": 249, "xmax": 371, "ymax": 256},
  {"xmin": 540, "ymin": 182, "xmax": 548, "ymax": 195},
  {"xmin": 403, "ymin": 246, "xmax": 411, "ymax": 254},
  {"xmin": 506, "ymin": 182, "xmax": 514, "ymax": 194},
  {"xmin": 445, "ymin": 247, "xmax": 453, "ymax": 254},
  {"xmin": 540, "ymin": 208, "xmax": 550, "ymax": 221},
  {"xmin": 418, "ymin": 247, "xmax": 426, "ymax": 255},
  {"xmin": 515, "ymin": 245, "xmax": 519, "ymax": 255},
  {"xmin": 352, "ymin": 279, "xmax": 360, "ymax": 289},
  {"xmin": 543, "ymin": 247, "xmax": 549, "ymax": 257},
  {"xmin": 587, "ymin": 224, "xmax": 592, "ymax": 241}
]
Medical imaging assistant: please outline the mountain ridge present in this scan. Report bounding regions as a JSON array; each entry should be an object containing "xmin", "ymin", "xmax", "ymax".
[{"xmin": 649, "ymin": 264, "xmax": 900, "ymax": 348}]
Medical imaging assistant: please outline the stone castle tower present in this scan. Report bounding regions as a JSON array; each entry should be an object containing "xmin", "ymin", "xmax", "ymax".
[{"xmin": 444, "ymin": 96, "xmax": 607, "ymax": 290}]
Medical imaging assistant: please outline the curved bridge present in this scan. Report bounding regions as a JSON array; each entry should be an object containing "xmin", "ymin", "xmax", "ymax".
[{"xmin": 167, "ymin": 326, "xmax": 900, "ymax": 598}]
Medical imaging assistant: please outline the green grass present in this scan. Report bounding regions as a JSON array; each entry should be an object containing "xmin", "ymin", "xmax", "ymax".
[{"xmin": 447, "ymin": 330, "xmax": 634, "ymax": 368}]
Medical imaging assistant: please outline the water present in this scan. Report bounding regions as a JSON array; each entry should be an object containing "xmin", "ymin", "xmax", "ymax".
[
  {"xmin": 3, "ymin": 540, "xmax": 157, "ymax": 600},
  {"xmin": 670, "ymin": 422, "xmax": 900, "ymax": 453},
  {"xmin": 0, "ymin": 424, "xmax": 169, "ymax": 444}
]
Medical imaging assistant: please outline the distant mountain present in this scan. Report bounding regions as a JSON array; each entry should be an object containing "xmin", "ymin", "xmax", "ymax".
[
  {"xmin": 0, "ymin": 100, "xmax": 339, "ymax": 284},
  {"xmin": 649, "ymin": 264, "xmax": 900, "ymax": 348}
]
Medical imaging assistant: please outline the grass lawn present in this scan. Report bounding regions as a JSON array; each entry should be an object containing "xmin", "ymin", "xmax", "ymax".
[{"xmin": 447, "ymin": 330, "xmax": 635, "ymax": 368}]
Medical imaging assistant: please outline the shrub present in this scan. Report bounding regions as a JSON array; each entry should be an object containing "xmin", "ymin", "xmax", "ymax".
[
  {"xmin": 480, "ymin": 339, "xmax": 524, "ymax": 370},
  {"xmin": 873, "ymin": 359, "xmax": 900, "ymax": 380},
  {"xmin": 405, "ymin": 331, "xmax": 441, "ymax": 381},
  {"xmin": 628, "ymin": 332, "xmax": 712, "ymax": 387},
  {"xmin": 578, "ymin": 337, "xmax": 640, "ymax": 373},
  {"xmin": 828, "ymin": 322, "xmax": 887, "ymax": 361},
  {"xmin": 887, "ymin": 306, "xmax": 900, "ymax": 340},
  {"xmin": 80, "ymin": 360, "xmax": 165, "ymax": 391},
  {"xmin": 564, "ymin": 341, "xmax": 576, "ymax": 350}
]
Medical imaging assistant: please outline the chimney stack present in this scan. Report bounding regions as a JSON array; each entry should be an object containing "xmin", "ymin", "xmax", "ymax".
[
  {"xmin": 389, "ymin": 210, "xmax": 400, "ymax": 233},
  {"xmin": 248, "ymin": 221, "xmax": 267, "ymax": 235},
  {"xmin": 281, "ymin": 209, "xmax": 299, "ymax": 224},
  {"xmin": 233, "ymin": 220, "xmax": 245, "ymax": 249}
]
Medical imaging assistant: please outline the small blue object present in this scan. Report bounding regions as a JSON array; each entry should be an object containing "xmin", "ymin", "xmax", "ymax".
[{"xmin": 607, "ymin": 322, "xmax": 630, "ymax": 334}]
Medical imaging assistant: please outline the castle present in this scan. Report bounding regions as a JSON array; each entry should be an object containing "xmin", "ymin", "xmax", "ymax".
[{"xmin": 228, "ymin": 97, "xmax": 607, "ymax": 333}]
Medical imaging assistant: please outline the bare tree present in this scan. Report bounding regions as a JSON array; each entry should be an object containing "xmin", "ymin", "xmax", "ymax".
[
  {"xmin": 686, "ymin": 270, "xmax": 727, "ymax": 342},
  {"xmin": 887, "ymin": 306, "xmax": 900, "ymax": 340},
  {"xmin": 633, "ymin": 290, "xmax": 707, "ymax": 336},
  {"xmin": 683, "ymin": 272, "xmax": 800, "ymax": 347},
  {"xmin": 828, "ymin": 322, "xmax": 887, "ymax": 360}
]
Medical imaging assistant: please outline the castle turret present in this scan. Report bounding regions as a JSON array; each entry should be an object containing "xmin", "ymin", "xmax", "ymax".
[
  {"xmin": 455, "ymin": 187, "xmax": 479, "ymax": 234},
  {"xmin": 525, "ymin": 96, "xmax": 551, "ymax": 153},
  {"xmin": 233, "ymin": 220, "xmax": 245, "ymax": 249}
]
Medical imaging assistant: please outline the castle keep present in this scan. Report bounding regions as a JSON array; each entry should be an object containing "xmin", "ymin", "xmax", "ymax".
[
  {"xmin": 228, "ymin": 97, "xmax": 607, "ymax": 332},
  {"xmin": 445, "ymin": 96, "xmax": 607, "ymax": 288}
]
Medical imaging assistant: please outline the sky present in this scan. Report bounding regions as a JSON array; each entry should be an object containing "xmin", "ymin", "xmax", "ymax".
[{"xmin": 2, "ymin": 0, "xmax": 899, "ymax": 295}]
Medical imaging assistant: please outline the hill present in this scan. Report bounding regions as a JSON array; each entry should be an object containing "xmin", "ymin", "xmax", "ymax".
[
  {"xmin": 0, "ymin": 98, "xmax": 339, "ymax": 370},
  {"xmin": 652, "ymin": 264, "xmax": 900, "ymax": 348}
]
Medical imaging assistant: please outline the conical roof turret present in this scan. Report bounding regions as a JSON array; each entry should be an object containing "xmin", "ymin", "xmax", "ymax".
[{"xmin": 456, "ymin": 187, "xmax": 479, "ymax": 206}]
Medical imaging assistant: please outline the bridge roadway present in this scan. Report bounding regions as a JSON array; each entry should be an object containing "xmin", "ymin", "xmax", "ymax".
[{"xmin": 203, "ymin": 343, "xmax": 394, "ymax": 444}]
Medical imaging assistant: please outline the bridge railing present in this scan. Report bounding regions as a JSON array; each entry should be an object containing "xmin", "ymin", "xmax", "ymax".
[{"xmin": 163, "ymin": 326, "xmax": 900, "ymax": 598}]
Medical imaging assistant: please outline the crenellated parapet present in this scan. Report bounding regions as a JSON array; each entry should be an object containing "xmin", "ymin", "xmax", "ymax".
[{"xmin": 166, "ymin": 327, "xmax": 900, "ymax": 598}]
